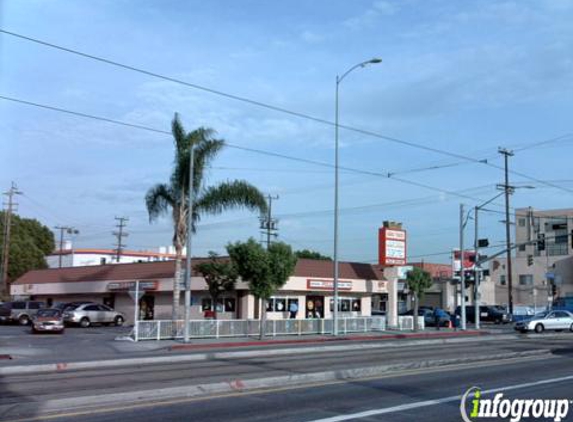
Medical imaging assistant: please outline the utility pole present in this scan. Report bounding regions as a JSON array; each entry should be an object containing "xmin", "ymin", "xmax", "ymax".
[
  {"xmin": 54, "ymin": 226, "xmax": 78, "ymax": 268},
  {"xmin": 260, "ymin": 195, "xmax": 279, "ymax": 250},
  {"xmin": 474, "ymin": 205, "xmax": 480, "ymax": 330},
  {"xmin": 459, "ymin": 204, "xmax": 467, "ymax": 330},
  {"xmin": 1, "ymin": 182, "xmax": 22, "ymax": 300},
  {"xmin": 498, "ymin": 148, "xmax": 515, "ymax": 315},
  {"xmin": 113, "ymin": 217, "xmax": 129, "ymax": 262}
]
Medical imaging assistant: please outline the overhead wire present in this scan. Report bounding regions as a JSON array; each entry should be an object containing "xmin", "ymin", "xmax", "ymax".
[{"xmin": 4, "ymin": 28, "xmax": 572, "ymax": 195}]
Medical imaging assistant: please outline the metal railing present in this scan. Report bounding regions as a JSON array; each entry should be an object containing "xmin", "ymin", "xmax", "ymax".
[{"xmin": 132, "ymin": 316, "xmax": 389, "ymax": 341}]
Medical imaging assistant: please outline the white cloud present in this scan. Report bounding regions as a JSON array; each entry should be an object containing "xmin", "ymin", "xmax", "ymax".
[
  {"xmin": 300, "ymin": 30, "xmax": 324, "ymax": 44},
  {"xmin": 343, "ymin": 0, "xmax": 399, "ymax": 30}
]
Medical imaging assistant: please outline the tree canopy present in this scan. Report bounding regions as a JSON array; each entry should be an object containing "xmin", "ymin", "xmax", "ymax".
[
  {"xmin": 294, "ymin": 249, "xmax": 331, "ymax": 261},
  {"xmin": 194, "ymin": 252, "xmax": 238, "ymax": 319},
  {"xmin": 0, "ymin": 212, "xmax": 55, "ymax": 282}
]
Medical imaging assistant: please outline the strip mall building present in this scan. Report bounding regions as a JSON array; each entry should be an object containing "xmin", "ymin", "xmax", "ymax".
[{"xmin": 11, "ymin": 258, "xmax": 407, "ymax": 325}]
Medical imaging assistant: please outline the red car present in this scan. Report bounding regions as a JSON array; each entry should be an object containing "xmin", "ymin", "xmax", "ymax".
[{"xmin": 31, "ymin": 309, "xmax": 65, "ymax": 334}]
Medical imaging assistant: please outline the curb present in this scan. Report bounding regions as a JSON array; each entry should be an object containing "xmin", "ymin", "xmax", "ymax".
[
  {"xmin": 0, "ymin": 349, "xmax": 552, "ymax": 420},
  {"xmin": 0, "ymin": 333, "xmax": 522, "ymax": 376},
  {"xmin": 168, "ymin": 330, "xmax": 486, "ymax": 351}
]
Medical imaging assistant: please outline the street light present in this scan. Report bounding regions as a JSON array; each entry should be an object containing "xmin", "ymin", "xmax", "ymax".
[{"xmin": 333, "ymin": 58, "xmax": 381, "ymax": 336}]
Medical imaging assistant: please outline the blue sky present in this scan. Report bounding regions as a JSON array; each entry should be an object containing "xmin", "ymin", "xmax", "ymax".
[{"xmin": 1, "ymin": 0, "xmax": 572, "ymax": 264}]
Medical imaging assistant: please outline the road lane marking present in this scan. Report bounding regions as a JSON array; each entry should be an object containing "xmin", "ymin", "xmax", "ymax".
[
  {"xmin": 1, "ymin": 355, "xmax": 558, "ymax": 422},
  {"xmin": 305, "ymin": 374, "xmax": 573, "ymax": 422}
]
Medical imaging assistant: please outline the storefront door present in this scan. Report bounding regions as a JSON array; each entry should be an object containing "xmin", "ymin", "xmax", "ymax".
[
  {"xmin": 305, "ymin": 295, "xmax": 324, "ymax": 319},
  {"xmin": 139, "ymin": 295, "xmax": 155, "ymax": 320}
]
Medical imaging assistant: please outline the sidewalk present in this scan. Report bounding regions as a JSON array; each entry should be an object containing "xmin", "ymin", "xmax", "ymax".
[{"xmin": 0, "ymin": 326, "xmax": 513, "ymax": 369}]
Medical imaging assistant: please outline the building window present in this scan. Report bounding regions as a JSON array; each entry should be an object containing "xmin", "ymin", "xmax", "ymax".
[
  {"xmin": 518, "ymin": 218, "xmax": 526, "ymax": 227},
  {"xmin": 500, "ymin": 275, "xmax": 506, "ymax": 285},
  {"xmin": 519, "ymin": 275, "xmax": 533, "ymax": 286},
  {"xmin": 329, "ymin": 297, "xmax": 361, "ymax": 312},
  {"xmin": 518, "ymin": 244, "xmax": 526, "ymax": 252},
  {"xmin": 202, "ymin": 298, "xmax": 236, "ymax": 312},
  {"xmin": 266, "ymin": 296, "xmax": 298, "ymax": 313}
]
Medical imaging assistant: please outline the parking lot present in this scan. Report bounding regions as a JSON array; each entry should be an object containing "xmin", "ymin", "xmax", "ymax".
[{"xmin": 0, "ymin": 323, "xmax": 167, "ymax": 364}]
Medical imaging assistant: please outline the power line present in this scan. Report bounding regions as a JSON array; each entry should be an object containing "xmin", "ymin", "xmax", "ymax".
[
  {"xmin": 3, "ymin": 29, "xmax": 573, "ymax": 195},
  {"xmin": 0, "ymin": 29, "xmax": 491, "ymax": 163},
  {"xmin": 0, "ymin": 95, "xmax": 504, "ymax": 206}
]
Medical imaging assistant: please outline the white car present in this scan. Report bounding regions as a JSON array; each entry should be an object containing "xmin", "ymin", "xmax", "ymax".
[{"xmin": 514, "ymin": 310, "xmax": 573, "ymax": 333}]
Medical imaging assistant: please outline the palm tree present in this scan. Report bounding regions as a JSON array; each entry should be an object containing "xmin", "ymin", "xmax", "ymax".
[{"xmin": 146, "ymin": 113, "xmax": 267, "ymax": 322}]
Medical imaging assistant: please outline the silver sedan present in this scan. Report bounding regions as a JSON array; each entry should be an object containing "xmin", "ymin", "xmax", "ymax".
[
  {"xmin": 63, "ymin": 303, "xmax": 125, "ymax": 328},
  {"xmin": 514, "ymin": 310, "xmax": 573, "ymax": 333}
]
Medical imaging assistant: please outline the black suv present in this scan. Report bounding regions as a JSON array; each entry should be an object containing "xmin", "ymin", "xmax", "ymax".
[{"xmin": 456, "ymin": 305, "xmax": 511, "ymax": 324}]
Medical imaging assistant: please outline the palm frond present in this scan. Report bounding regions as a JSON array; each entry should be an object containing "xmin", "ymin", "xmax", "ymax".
[
  {"xmin": 145, "ymin": 183, "xmax": 175, "ymax": 223},
  {"xmin": 195, "ymin": 180, "xmax": 268, "ymax": 217}
]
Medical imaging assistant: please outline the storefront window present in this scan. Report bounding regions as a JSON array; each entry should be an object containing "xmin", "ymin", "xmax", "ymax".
[
  {"xmin": 202, "ymin": 298, "xmax": 212, "ymax": 311},
  {"xmin": 266, "ymin": 299, "xmax": 274, "ymax": 312},
  {"xmin": 330, "ymin": 298, "xmax": 361, "ymax": 312},
  {"xmin": 224, "ymin": 298, "xmax": 236, "ymax": 312},
  {"xmin": 202, "ymin": 298, "xmax": 235, "ymax": 312},
  {"xmin": 352, "ymin": 299, "xmax": 361, "ymax": 312},
  {"xmin": 274, "ymin": 298, "xmax": 286, "ymax": 312}
]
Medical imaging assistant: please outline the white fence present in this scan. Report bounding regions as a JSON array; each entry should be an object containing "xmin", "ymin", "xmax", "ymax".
[
  {"xmin": 396, "ymin": 316, "xmax": 425, "ymax": 331},
  {"xmin": 133, "ymin": 317, "xmax": 387, "ymax": 341}
]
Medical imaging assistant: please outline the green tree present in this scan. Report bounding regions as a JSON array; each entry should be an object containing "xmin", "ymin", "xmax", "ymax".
[
  {"xmin": 145, "ymin": 114, "xmax": 267, "ymax": 321},
  {"xmin": 294, "ymin": 249, "xmax": 331, "ymax": 261},
  {"xmin": 194, "ymin": 252, "xmax": 237, "ymax": 319},
  {"xmin": 406, "ymin": 267, "xmax": 433, "ymax": 331},
  {"xmin": 0, "ymin": 212, "xmax": 55, "ymax": 298},
  {"xmin": 227, "ymin": 238, "xmax": 297, "ymax": 339}
]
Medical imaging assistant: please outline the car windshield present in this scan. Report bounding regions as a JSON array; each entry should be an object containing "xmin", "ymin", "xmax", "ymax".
[
  {"xmin": 534, "ymin": 311, "xmax": 549, "ymax": 318},
  {"xmin": 37, "ymin": 309, "xmax": 61, "ymax": 318}
]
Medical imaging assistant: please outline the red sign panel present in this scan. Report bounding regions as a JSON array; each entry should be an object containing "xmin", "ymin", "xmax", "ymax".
[
  {"xmin": 306, "ymin": 279, "xmax": 353, "ymax": 291},
  {"xmin": 379, "ymin": 227, "xmax": 407, "ymax": 266}
]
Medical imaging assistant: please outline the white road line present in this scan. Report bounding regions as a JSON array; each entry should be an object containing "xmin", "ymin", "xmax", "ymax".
[{"xmin": 305, "ymin": 374, "xmax": 573, "ymax": 422}]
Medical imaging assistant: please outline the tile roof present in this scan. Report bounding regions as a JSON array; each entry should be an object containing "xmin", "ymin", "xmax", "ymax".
[
  {"xmin": 13, "ymin": 258, "xmax": 386, "ymax": 285},
  {"xmin": 409, "ymin": 262, "xmax": 452, "ymax": 279}
]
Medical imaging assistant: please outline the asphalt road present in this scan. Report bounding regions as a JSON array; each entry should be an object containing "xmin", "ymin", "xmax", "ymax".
[
  {"xmin": 6, "ymin": 346, "xmax": 573, "ymax": 422},
  {"xmin": 1, "ymin": 337, "xmax": 573, "ymax": 421}
]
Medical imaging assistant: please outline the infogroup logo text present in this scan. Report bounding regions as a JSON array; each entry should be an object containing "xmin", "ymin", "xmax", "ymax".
[{"xmin": 460, "ymin": 386, "xmax": 571, "ymax": 422}]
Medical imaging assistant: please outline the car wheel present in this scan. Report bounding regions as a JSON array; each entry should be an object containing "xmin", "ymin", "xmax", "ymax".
[
  {"xmin": 79, "ymin": 317, "xmax": 91, "ymax": 328},
  {"xmin": 114, "ymin": 316, "xmax": 124, "ymax": 326},
  {"xmin": 18, "ymin": 315, "xmax": 30, "ymax": 326},
  {"xmin": 570, "ymin": 323, "xmax": 573, "ymax": 333},
  {"xmin": 534, "ymin": 323, "xmax": 544, "ymax": 334}
]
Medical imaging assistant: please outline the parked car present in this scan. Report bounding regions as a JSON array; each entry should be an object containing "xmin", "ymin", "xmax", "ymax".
[
  {"xmin": 511, "ymin": 305, "xmax": 538, "ymax": 322},
  {"xmin": 52, "ymin": 301, "xmax": 95, "ymax": 313},
  {"xmin": 1, "ymin": 301, "xmax": 46, "ymax": 325},
  {"xmin": 63, "ymin": 303, "xmax": 125, "ymax": 327},
  {"xmin": 31, "ymin": 308, "xmax": 65, "ymax": 334},
  {"xmin": 0, "ymin": 302, "xmax": 11, "ymax": 323},
  {"xmin": 456, "ymin": 305, "xmax": 511, "ymax": 324},
  {"xmin": 515, "ymin": 310, "xmax": 573, "ymax": 333}
]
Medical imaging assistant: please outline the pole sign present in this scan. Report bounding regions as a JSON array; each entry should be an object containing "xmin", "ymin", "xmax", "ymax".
[
  {"xmin": 378, "ymin": 227, "xmax": 407, "ymax": 266},
  {"xmin": 452, "ymin": 250, "xmax": 476, "ymax": 280}
]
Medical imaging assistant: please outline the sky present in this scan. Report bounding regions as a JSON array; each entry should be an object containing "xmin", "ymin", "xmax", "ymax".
[{"xmin": 1, "ymin": 0, "xmax": 573, "ymax": 264}]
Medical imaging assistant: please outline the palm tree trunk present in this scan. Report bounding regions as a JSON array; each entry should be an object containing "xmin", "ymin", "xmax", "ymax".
[
  {"xmin": 413, "ymin": 293, "xmax": 419, "ymax": 332},
  {"xmin": 172, "ymin": 246, "xmax": 182, "ymax": 335}
]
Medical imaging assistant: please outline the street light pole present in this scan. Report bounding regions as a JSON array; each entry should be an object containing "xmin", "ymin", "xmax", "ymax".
[{"xmin": 333, "ymin": 58, "xmax": 381, "ymax": 336}]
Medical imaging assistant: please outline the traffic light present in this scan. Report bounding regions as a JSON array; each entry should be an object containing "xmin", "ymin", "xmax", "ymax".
[
  {"xmin": 537, "ymin": 233, "xmax": 545, "ymax": 251},
  {"xmin": 527, "ymin": 255, "xmax": 534, "ymax": 266},
  {"xmin": 478, "ymin": 238, "xmax": 489, "ymax": 248}
]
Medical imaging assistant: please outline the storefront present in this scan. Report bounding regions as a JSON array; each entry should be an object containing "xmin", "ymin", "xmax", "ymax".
[{"xmin": 11, "ymin": 258, "xmax": 396, "ymax": 324}]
